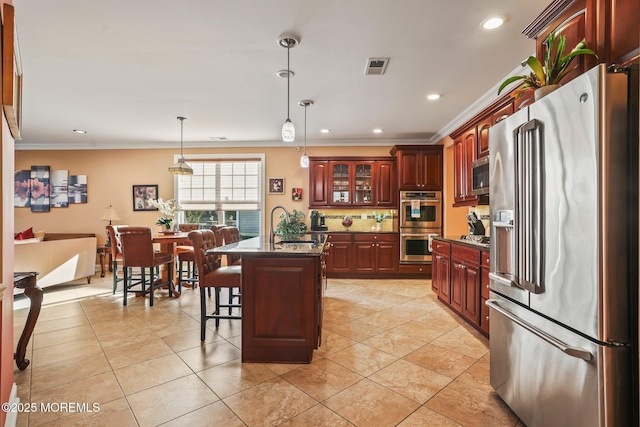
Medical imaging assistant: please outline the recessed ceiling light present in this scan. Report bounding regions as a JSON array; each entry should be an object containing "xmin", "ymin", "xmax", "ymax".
[
  {"xmin": 73, "ymin": 129, "xmax": 87, "ymax": 134},
  {"xmin": 482, "ymin": 16, "xmax": 505, "ymax": 30},
  {"xmin": 320, "ymin": 129, "xmax": 331, "ymax": 134},
  {"xmin": 373, "ymin": 128, "xmax": 383, "ymax": 134},
  {"xmin": 426, "ymin": 93, "xmax": 441, "ymax": 101}
]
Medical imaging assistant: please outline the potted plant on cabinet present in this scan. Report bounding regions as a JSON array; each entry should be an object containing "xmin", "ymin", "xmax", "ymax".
[{"xmin": 498, "ymin": 32, "xmax": 596, "ymax": 101}]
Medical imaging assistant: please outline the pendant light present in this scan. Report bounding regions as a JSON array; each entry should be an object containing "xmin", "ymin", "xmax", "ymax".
[
  {"xmin": 298, "ymin": 100, "xmax": 313, "ymax": 168},
  {"xmin": 278, "ymin": 34, "xmax": 299, "ymax": 142},
  {"xmin": 168, "ymin": 116, "xmax": 193, "ymax": 175}
]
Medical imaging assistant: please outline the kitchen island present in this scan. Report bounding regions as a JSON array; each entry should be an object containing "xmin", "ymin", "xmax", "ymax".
[{"xmin": 211, "ymin": 235, "xmax": 326, "ymax": 363}]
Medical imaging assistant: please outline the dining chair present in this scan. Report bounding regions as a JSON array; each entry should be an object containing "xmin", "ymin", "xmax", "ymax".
[
  {"xmin": 107, "ymin": 224, "xmax": 141, "ymax": 294},
  {"xmin": 119, "ymin": 226, "xmax": 174, "ymax": 306},
  {"xmin": 189, "ymin": 229, "xmax": 241, "ymax": 340},
  {"xmin": 175, "ymin": 223, "xmax": 200, "ymax": 293},
  {"xmin": 218, "ymin": 226, "xmax": 242, "ymax": 312}
]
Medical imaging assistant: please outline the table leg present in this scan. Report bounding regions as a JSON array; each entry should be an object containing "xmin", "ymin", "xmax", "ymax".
[
  {"xmin": 99, "ymin": 248, "xmax": 106, "ymax": 277},
  {"xmin": 14, "ymin": 274, "xmax": 42, "ymax": 370},
  {"xmin": 159, "ymin": 242, "xmax": 180, "ymax": 298}
]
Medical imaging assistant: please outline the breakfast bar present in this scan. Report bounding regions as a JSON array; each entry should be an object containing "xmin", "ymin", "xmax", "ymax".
[{"xmin": 211, "ymin": 235, "xmax": 326, "ymax": 363}]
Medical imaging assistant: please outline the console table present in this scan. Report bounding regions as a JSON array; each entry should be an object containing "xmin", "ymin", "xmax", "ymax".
[{"xmin": 14, "ymin": 272, "xmax": 41, "ymax": 370}]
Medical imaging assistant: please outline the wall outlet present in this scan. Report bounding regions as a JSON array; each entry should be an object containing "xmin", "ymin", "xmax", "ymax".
[{"xmin": 361, "ymin": 213, "xmax": 367, "ymax": 220}]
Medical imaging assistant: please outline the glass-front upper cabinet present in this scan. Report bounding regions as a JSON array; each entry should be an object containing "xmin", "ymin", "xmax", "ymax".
[
  {"xmin": 354, "ymin": 162, "xmax": 373, "ymax": 204},
  {"xmin": 331, "ymin": 162, "xmax": 351, "ymax": 204}
]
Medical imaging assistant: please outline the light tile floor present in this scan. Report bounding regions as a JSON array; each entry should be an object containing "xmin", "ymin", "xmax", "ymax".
[{"xmin": 12, "ymin": 273, "xmax": 524, "ymax": 426}]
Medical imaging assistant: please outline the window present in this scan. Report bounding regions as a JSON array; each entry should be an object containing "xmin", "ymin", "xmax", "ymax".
[{"xmin": 176, "ymin": 154, "xmax": 264, "ymax": 238}]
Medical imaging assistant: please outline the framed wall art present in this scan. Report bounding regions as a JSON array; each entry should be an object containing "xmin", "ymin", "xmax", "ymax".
[
  {"xmin": 133, "ymin": 185, "xmax": 158, "ymax": 211},
  {"xmin": 292, "ymin": 187, "xmax": 302, "ymax": 201},
  {"xmin": 268, "ymin": 177, "xmax": 284, "ymax": 194},
  {"xmin": 3, "ymin": 4, "xmax": 22, "ymax": 140}
]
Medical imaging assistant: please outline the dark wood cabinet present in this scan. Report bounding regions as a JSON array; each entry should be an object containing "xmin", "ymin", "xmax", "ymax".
[
  {"xmin": 353, "ymin": 234, "xmax": 398, "ymax": 274},
  {"xmin": 452, "ymin": 128, "xmax": 477, "ymax": 206},
  {"xmin": 326, "ymin": 233, "xmax": 398, "ymax": 277},
  {"xmin": 431, "ymin": 238, "xmax": 488, "ymax": 337},
  {"xmin": 431, "ymin": 239, "xmax": 451, "ymax": 304},
  {"xmin": 325, "ymin": 234, "xmax": 353, "ymax": 274},
  {"xmin": 450, "ymin": 95, "xmax": 515, "ymax": 207},
  {"xmin": 241, "ymin": 255, "xmax": 322, "ymax": 363},
  {"xmin": 309, "ymin": 160, "xmax": 330, "ymax": 207},
  {"xmin": 523, "ymin": 0, "xmax": 638, "ymax": 83},
  {"xmin": 480, "ymin": 250, "xmax": 490, "ymax": 336},
  {"xmin": 375, "ymin": 160, "xmax": 396, "ymax": 207},
  {"xmin": 308, "ymin": 157, "xmax": 396, "ymax": 208},
  {"xmin": 390, "ymin": 145, "xmax": 443, "ymax": 191}
]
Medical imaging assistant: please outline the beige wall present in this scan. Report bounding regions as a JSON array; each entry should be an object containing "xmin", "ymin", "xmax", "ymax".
[
  {"xmin": 441, "ymin": 136, "xmax": 469, "ymax": 238},
  {"xmin": 15, "ymin": 145, "xmax": 394, "ymax": 245}
]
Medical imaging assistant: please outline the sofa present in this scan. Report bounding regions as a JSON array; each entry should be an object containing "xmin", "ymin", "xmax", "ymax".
[{"xmin": 14, "ymin": 233, "xmax": 97, "ymax": 290}]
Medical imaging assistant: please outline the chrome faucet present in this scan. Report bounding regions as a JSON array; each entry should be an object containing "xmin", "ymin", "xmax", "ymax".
[{"xmin": 269, "ymin": 205, "xmax": 291, "ymax": 244}]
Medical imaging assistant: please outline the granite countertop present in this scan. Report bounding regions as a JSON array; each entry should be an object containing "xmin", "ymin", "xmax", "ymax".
[
  {"xmin": 211, "ymin": 235, "xmax": 326, "ymax": 256},
  {"xmin": 435, "ymin": 236, "xmax": 490, "ymax": 250}
]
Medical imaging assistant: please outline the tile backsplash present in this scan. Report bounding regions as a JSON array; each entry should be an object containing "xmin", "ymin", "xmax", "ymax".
[{"xmin": 308, "ymin": 208, "xmax": 398, "ymax": 232}]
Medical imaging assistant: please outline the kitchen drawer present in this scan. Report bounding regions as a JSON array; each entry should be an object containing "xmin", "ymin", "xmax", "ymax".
[
  {"xmin": 481, "ymin": 250, "xmax": 490, "ymax": 269},
  {"xmin": 451, "ymin": 243, "xmax": 481, "ymax": 266},
  {"xmin": 353, "ymin": 233, "xmax": 397, "ymax": 243},
  {"xmin": 327, "ymin": 234, "xmax": 353, "ymax": 243},
  {"xmin": 398, "ymin": 263, "xmax": 431, "ymax": 275},
  {"xmin": 431, "ymin": 239, "xmax": 450, "ymax": 254}
]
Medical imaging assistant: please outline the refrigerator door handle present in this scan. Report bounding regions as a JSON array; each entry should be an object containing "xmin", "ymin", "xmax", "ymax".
[
  {"xmin": 516, "ymin": 119, "xmax": 544, "ymax": 294},
  {"xmin": 488, "ymin": 272, "xmax": 524, "ymax": 289},
  {"xmin": 486, "ymin": 299, "xmax": 593, "ymax": 361}
]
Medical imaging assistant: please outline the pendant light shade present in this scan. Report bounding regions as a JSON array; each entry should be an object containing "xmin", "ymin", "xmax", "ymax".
[
  {"xmin": 299, "ymin": 100, "xmax": 313, "ymax": 168},
  {"xmin": 169, "ymin": 116, "xmax": 193, "ymax": 175},
  {"xmin": 278, "ymin": 34, "xmax": 299, "ymax": 142}
]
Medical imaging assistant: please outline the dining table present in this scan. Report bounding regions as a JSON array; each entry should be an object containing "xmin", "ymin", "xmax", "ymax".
[{"xmin": 152, "ymin": 231, "xmax": 191, "ymax": 298}]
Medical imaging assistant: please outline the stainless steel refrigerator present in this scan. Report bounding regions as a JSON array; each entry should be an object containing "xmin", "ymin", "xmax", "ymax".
[{"xmin": 488, "ymin": 63, "xmax": 637, "ymax": 427}]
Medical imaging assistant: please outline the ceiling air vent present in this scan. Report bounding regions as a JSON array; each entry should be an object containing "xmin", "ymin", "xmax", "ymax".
[{"xmin": 365, "ymin": 58, "xmax": 389, "ymax": 75}]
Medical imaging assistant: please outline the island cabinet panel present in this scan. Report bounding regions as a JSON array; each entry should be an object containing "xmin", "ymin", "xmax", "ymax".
[
  {"xmin": 241, "ymin": 256, "xmax": 321, "ymax": 363},
  {"xmin": 390, "ymin": 145, "xmax": 443, "ymax": 191}
]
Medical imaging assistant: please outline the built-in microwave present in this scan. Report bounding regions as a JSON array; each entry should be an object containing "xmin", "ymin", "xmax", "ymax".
[{"xmin": 471, "ymin": 156, "xmax": 489, "ymax": 196}]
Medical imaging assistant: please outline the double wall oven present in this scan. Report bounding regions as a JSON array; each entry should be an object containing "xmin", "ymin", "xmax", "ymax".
[{"xmin": 399, "ymin": 191, "xmax": 442, "ymax": 262}]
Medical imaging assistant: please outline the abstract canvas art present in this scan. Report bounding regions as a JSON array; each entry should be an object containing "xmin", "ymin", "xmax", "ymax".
[
  {"xmin": 50, "ymin": 170, "xmax": 69, "ymax": 207},
  {"xmin": 30, "ymin": 166, "xmax": 50, "ymax": 212}
]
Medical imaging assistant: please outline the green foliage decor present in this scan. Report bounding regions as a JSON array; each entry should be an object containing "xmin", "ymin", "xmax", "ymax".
[
  {"xmin": 498, "ymin": 32, "xmax": 596, "ymax": 98},
  {"xmin": 276, "ymin": 209, "xmax": 308, "ymax": 241}
]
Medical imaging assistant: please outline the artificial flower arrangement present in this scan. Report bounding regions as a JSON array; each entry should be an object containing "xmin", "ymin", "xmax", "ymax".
[
  {"xmin": 372, "ymin": 211, "xmax": 387, "ymax": 223},
  {"xmin": 150, "ymin": 198, "xmax": 182, "ymax": 230}
]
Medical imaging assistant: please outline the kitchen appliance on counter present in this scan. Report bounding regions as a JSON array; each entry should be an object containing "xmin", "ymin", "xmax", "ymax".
[
  {"xmin": 399, "ymin": 191, "xmax": 442, "ymax": 262},
  {"xmin": 310, "ymin": 210, "xmax": 327, "ymax": 231},
  {"xmin": 488, "ymin": 64, "xmax": 637, "ymax": 427},
  {"xmin": 466, "ymin": 212, "xmax": 485, "ymax": 236}
]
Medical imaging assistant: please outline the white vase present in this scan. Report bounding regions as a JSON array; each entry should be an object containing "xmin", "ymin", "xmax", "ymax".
[
  {"xmin": 534, "ymin": 84, "xmax": 560, "ymax": 101},
  {"xmin": 375, "ymin": 222, "xmax": 382, "ymax": 231}
]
